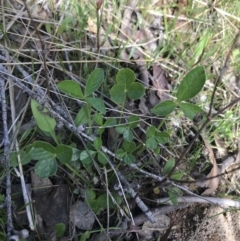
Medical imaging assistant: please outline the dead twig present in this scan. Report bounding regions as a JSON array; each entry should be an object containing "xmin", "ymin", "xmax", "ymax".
[{"xmin": 0, "ymin": 73, "xmax": 13, "ymax": 240}]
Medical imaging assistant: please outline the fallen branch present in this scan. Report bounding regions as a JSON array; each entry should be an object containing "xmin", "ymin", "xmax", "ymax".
[
  {"xmin": 0, "ymin": 73, "xmax": 13, "ymax": 240},
  {"xmin": 157, "ymin": 196, "xmax": 240, "ymax": 208}
]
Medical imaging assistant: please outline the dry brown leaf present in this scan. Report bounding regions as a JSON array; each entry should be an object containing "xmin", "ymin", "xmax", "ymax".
[
  {"xmin": 201, "ymin": 137, "xmax": 220, "ymax": 196},
  {"xmin": 214, "ymin": 134, "xmax": 227, "ymax": 157},
  {"xmin": 152, "ymin": 64, "xmax": 170, "ymax": 101}
]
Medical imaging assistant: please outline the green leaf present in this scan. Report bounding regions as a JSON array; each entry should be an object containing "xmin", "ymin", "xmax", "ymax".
[
  {"xmin": 116, "ymin": 149, "xmax": 126, "ymax": 159},
  {"xmin": 35, "ymin": 158, "xmax": 57, "ymax": 178},
  {"xmin": 31, "ymin": 100, "xmax": 57, "ymax": 142},
  {"xmin": 179, "ymin": 102, "xmax": 204, "ymax": 120},
  {"xmin": 45, "ymin": 23, "xmax": 51, "ymax": 34},
  {"xmin": 163, "ymin": 158, "xmax": 175, "ymax": 175},
  {"xmin": 29, "ymin": 147, "xmax": 55, "ymax": 162},
  {"xmin": 146, "ymin": 137, "xmax": 157, "ymax": 149},
  {"xmin": 80, "ymin": 231, "xmax": 90, "ymax": 241},
  {"xmin": 74, "ymin": 104, "xmax": 90, "ymax": 126},
  {"xmin": 84, "ymin": 68, "xmax": 104, "ymax": 97},
  {"xmin": 97, "ymin": 151, "xmax": 108, "ymax": 164},
  {"xmin": 110, "ymin": 84, "xmax": 126, "ymax": 104},
  {"xmin": 56, "ymin": 145, "xmax": 73, "ymax": 164},
  {"xmin": 176, "ymin": 66, "xmax": 206, "ymax": 101},
  {"xmin": 122, "ymin": 141, "xmax": 136, "ymax": 153},
  {"xmin": 128, "ymin": 115, "xmax": 139, "ymax": 128},
  {"xmin": 116, "ymin": 125, "xmax": 128, "ymax": 134},
  {"xmin": 103, "ymin": 118, "xmax": 116, "ymax": 128},
  {"xmin": 72, "ymin": 148, "xmax": 81, "ymax": 161},
  {"xmin": 193, "ymin": 31, "xmax": 211, "ymax": 63},
  {"xmin": 127, "ymin": 82, "xmax": 145, "ymax": 100},
  {"xmin": 123, "ymin": 129, "xmax": 133, "ymax": 141},
  {"xmin": 80, "ymin": 150, "xmax": 96, "ymax": 165},
  {"xmin": 155, "ymin": 131, "xmax": 169, "ymax": 144},
  {"xmin": 116, "ymin": 68, "xmax": 135, "ymax": 87},
  {"xmin": 171, "ymin": 171, "xmax": 184, "ymax": 180},
  {"xmin": 94, "ymin": 113, "xmax": 103, "ymax": 125},
  {"xmin": 10, "ymin": 150, "xmax": 31, "ymax": 168},
  {"xmin": 85, "ymin": 189, "xmax": 96, "ymax": 201},
  {"xmin": 151, "ymin": 100, "xmax": 176, "ymax": 116},
  {"xmin": 146, "ymin": 126, "xmax": 156, "ymax": 137},
  {"xmin": 86, "ymin": 97, "xmax": 106, "ymax": 114},
  {"xmin": 31, "ymin": 141, "xmax": 55, "ymax": 153},
  {"xmin": 54, "ymin": 223, "xmax": 66, "ymax": 238},
  {"xmin": 94, "ymin": 137, "xmax": 102, "ymax": 150},
  {"xmin": 123, "ymin": 153, "xmax": 135, "ymax": 164},
  {"xmin": 57, "ymin": 80, "xmax": 83, "ymax": 98},
  {"xmin": 168, "ymin": 190, "xmax": 178, "ymax": 205}
]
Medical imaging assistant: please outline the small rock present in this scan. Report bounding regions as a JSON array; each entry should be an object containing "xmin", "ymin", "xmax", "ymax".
[{"xmin": 70, "ymin": 201, "xmax": 95, "ymax": 230}]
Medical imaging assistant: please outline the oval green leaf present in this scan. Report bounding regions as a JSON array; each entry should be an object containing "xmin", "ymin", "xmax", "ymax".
[
  {"xmin": 31, "ymin": 99, "xmax": 56, "ymax": 133},
  {"xmin": 116, "ymin": 125, "xmax": 128, "ymax": 134},
  {"xmin": 74, "ymin": 104, "xmax": 90, "ymax": 126},
  {"xmin": 155, "ymin": 131, "xmax": 169, "ymax": 144},
  {"xmin": 123, "ymin": 154, "xmax": 135, "ymax": 164},
  {"xmin": 94, "ymin": 137, "xmax": 102, "ymax": 150},
  {"xmin": 176, "ymin": 66, "xmax": 206, "ymax": 101},
  {"xmin": 163, "ymin": 158, "xmax": 175, "ymax": 175},
  {"xmin": 122, "ymin": 141, "xmax": 136, "ymax": 153},
  {"xmin": 85, "ymin": 68, "xmax": 104, "ymax": 97},
  {"xmin": 57, "ymin": 80, "xmax": 83, "ymax": 99},
  {"xmin": 31, "ymin": 141, "xmax": 55, "ymax": 153},
  {"xmin": 80, "ymin": 150, "xmax": 96, "ymax": 165},
  {"xmin": 10, "ymin": 150, "xmax": 31, "ymax": 168},
  {"xmin": 86, "ymin": 97, "xmax": 106, "ymax": 114},
  {"xmin": 35, "ymin": 158, "xmax": 57, "ymax": 178},
  {"xmin": 54, "ymin": 223, "xmax": 66, "ymax": 238},
  {"xmin": 72, "ymin": 148, "xmax": 81, "ymax": 161},
  {"xmin": 103, "ymin": 118, "xmax": 117, "ymax": 128},
  {"xmin": 94, "ymin": 113, "xmax": 103, "ymax": 125},
  {"xmin": 179, "ymin": 102, "xmax": 204, "ymax": 120},
  {"xmin": 110, "ymin": 84, "xmax": 126, "ymax": 104},
  {"xmin": 168, "ymin": 189, "xmax": 178, "ymax": 205},
  {"xmin": 128, "ymin": 115, "xmax": 139, "ymax": 128},
  {"xmin": 29, "ymin": 147, "xmax": 55, "ymax": 161},
  {"xmin": 146, "ymin": 126, "xmax": 156, "ymax": 137},
  {"xmin": 97, "ymin": 151, "xmax": 108, "ymax": 164},
  {"xmin": 116, "ymin": 68, "xmax": 135, "ymax": 87},
  {"xmin": 127, "ymin": 82, "xmax": 145, "ymax": 100},
  {"xmin": 146, "ymin": 137, "xmax": 157, "ymax": 149},
  {"xmin": 151, "ymin": 100, "xmax": 176, "ymax": 116},
  {"xmin": 56, "ymin": 145, "xmax": 73, "ymax": 164},
  {"xmin": 171, "ymin": 171, "xmax": 184, "ymax": 180},
  {"xmin": 123, "ymin": 129, "xmax": 133, "ymax": 142},
  {"xmin": 116, "ymin": 149, "xmax": 126, "ymax": 159}
]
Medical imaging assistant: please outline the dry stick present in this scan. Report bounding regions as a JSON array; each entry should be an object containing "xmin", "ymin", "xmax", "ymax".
[
  {"xmin": 3, "ymin": 36, "xmax": 35, "ymax": 232},
  {"xmin": 117, "ymin": 170, "xmax": 156, "ymax": 223},
  {"xmin": 166, "ymin": 30, "xmax": 240, "ymax": 179},
  {"xmin": 0, "ymin": 74, "xmax": 13, "ymax": 240},
  {"xmin": 156, "ymin": 196, "xmax": 240, "ymax": 208}
]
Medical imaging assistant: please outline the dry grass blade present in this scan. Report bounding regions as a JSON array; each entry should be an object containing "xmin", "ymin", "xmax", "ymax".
[
  {"xmin": 151, "ymin": 64, "xmax": 170, "ymax": 101},
  {"xmin": 201, "ymin": 136, "xmax": 220, "ymax": 196}
]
